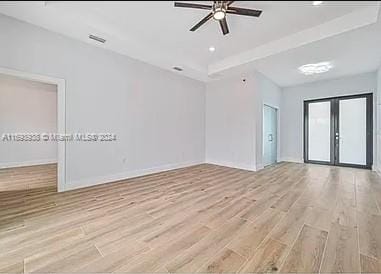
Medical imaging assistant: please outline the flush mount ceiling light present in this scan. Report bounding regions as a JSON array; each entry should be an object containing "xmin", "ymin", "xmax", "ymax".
[
  {"xmin": 298, "ymin": 62, "xmax": 333, "ymax": 75},
  {"xmin": 209, "ymin": 46, "xmax": 216, "ymax": 52},
  {"xmin": 313, "ymin": 1, "xmax": 323, "ymax": 5}
]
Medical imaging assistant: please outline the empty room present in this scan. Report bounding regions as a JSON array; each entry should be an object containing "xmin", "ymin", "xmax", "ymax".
[{"xmin": 0, "ymin": 1, "xmax": 381, "ymax": 273}]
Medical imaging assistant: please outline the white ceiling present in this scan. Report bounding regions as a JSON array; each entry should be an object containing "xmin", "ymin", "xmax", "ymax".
[
  {"xmin": 0, "ymin": 1, "xmax": 380, "ymax": 86},
  {"xmin": 252, "ymin": 19, "xmax": 381, "ymax": 87}
]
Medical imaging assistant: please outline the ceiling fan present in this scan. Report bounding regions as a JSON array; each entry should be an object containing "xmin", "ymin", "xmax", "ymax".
[{"xmin": 174, "ymin": 1, "xmax": 262, "ymax": 35}]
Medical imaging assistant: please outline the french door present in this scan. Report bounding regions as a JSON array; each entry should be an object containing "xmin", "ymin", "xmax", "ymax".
[{"xmin": 304, "ymin": 93, "xmax": 372, "ymax": 169}]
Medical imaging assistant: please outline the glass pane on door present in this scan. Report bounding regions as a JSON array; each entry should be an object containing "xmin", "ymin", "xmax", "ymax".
[
  {"xmin": 339, "ymin": 98, "xmax": 367, "ymax": 165},
  {"xmin": 308, "ymin": 101, "xmax": 331, "ymax": 162}
]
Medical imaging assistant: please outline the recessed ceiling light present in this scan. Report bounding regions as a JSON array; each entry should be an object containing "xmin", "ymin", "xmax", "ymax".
[
  {"xmin": 313, "ymin": 1, "xmax": 323, "ymax": 6},
  {"xmin": 298, "ymin": 62, "xmax": 333, "ymax": 75},
  {"xmin": 209, "ymin": 46, "xmax": 216, "ymax": 52}
]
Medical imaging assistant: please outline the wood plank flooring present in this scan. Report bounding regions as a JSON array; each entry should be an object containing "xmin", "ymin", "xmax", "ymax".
[
  {"xmin": 1, "ymin": 162, "xmax": 381, "ymax": 273},
  {"xmin": 0, "ymin": 164, "xmax": 56, "ymax": 192}
]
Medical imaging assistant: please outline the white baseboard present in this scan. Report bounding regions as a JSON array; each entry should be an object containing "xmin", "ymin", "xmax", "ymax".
[
  {"xmin": 279, "ymin": 157, "xmax": 304, "ymax": 164},
  {"xmin": 374, "ymin": 165, "xmax": 381, "ymax": 176},
  {"xmin": 64, "ymin": 160, "xmax": 205, "ymax": 191},
  {"xmin": 205, "ymin": 159, "xmax": 256, "ymax": 172},
  {"xmin": 256, "ymin": 163, "xmax": 264, "ymax": 171},
  {"xmin": 0, "ymin": 159, "xmax": 57, "ymax": 169}
]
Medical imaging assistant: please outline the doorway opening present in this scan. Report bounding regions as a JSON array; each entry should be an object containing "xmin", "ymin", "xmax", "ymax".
[
  {"xmin": 263, "ymin": 104, "xmax": 278, "ymax": 167},
  {"xmin": 0, "ymin": 67, "xmax": 66, "ymax": 192},
  {"xmin": 304, "ymin": 93, "xmax": 373, "ymax": 169},
  {"xmin": 0, "ymin": 74, "xmax": 58, "ymax": 192}
]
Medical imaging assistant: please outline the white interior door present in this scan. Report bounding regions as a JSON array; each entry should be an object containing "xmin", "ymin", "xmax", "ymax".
[
  {"xmin": 263, "ymin": 105, "xmax": 277, "ymax": 166},
  {"xmin": 307, "ymin": 101, "xmax": 331, "ymax": 162},
  {"xmin": 339, "ymin": 98, "xmax": 367, "ymax": 165}
]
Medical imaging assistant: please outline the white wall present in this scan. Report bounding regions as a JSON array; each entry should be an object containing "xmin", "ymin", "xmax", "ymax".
[
  {"xmin": 205, "ymin": 74, "xmax": 257, "ymax": 170},
  {"xmin": 376, "ymin": 67, "xmax": 381, "ymax": 172},
  {"xmin": 281, "ymin": 72, "xmax": 377, "ymax": 163},
  {"xmin": 254, "ymin": 72, "xmax": 282, "ymax": 170},
  {"xmin": 205, "ymin": 71, "xmax": 281, "ymax": 171},
  {"xmin": 0, "ymin": 14, "xmax": 205, "ymax": 190},
  {"xmin": 0, "ymin": 74, "xmax": 57, "ymax": 168}
]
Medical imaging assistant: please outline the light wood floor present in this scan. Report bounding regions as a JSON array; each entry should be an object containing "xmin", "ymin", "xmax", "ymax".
[
  {"xmin": 1, "ymin": 162, "xmax": 381, "ymax": 273},
  {"xmin": 0, "ymin": 164, "xmax": 56, "ymax": 192}
]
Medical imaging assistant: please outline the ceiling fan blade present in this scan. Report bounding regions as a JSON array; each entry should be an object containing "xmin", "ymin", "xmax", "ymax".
[
  {"xmin": 226, "ymin": 1, "xmax": 235, "ymax": 6},
  {"xmin": 190, "ymin": 12, "xmax": 213, "ymax": 31},
  {"xmin": 174, "ymin": 2, "xmax": 212, "ymax": 10},
  {"xmin": 226, "ymin": 7, "xmax": 262, "ymax": 17},
  {"xmin": 219, "ymin": 17, "xmax": 229, "ymax": 35}
]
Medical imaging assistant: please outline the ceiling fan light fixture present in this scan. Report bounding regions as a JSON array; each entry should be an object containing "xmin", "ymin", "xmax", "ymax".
[
  {"xmin": 213, "ymin": 8, "xmax": 226, "ymax": 20},
  {"xmin": 212, "ymin": 1, "xmax": 227, "ymax": 21}
]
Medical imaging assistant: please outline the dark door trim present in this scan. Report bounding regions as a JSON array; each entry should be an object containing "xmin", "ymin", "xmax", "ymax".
[{"xmin": 304, "ymin": 93, "xmax": 373, "ymax": 169}]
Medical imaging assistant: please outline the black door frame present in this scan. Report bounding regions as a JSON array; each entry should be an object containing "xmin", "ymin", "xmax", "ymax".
[{"xmin": 304, "ymin": 93, "xmax": 373, "ymax": 169}]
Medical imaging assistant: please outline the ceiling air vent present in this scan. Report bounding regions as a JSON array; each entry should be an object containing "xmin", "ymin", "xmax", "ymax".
[
  {"xmin": 89, "ymin": 34, "xmax": 106, "ymax": 43},
  {"xmin": 173, "ymin": 66, "xmax": 183, "ymax": 72}
]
